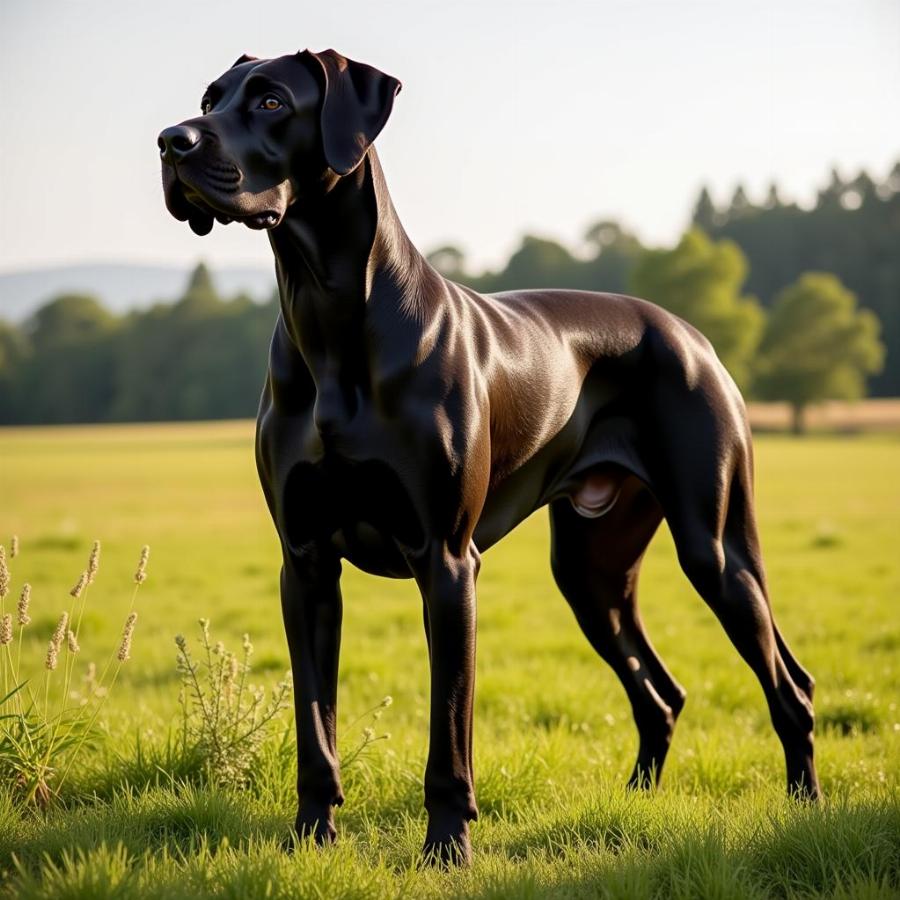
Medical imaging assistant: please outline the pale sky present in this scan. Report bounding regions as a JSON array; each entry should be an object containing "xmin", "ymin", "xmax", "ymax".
[{"xmin": 0, "ymin": 0, "xmax": 897, "ymax": 274}]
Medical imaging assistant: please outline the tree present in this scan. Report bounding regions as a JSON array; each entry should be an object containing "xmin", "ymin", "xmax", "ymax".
[
  {"xmin": 886, "ymin": 161, "xmax": 900, "ymax": 195},
  {"xmin": 583, "ymin": 220, "xmax": 639, "ymax": 255},
  {"xmin": 427, "ymin": 245, "xmax": 467, "ymax": 281},
  {"xmin": 184, "ymin": 261, "xmax": 217, "ymax": 300},
  {"xmin": 754, "ymin": 273, "xmax": 884, "ymax": 433},
  {"xmin": 698, "ymin": 159, "xmax": 900, "ymax": 396},
  {"xmin": 441, "ymin": 222, "xmax": 643, "ymax": 296},
  {"xmin": 729, "ymin": 184, "xmax": 752, "ymax": 217},
  {"xmin": 581, "ymin": 220, "xmax": 642, "ymax": 295},
  {"xmin": 175, "ymin": 261, "xmax": 223, "ymax": 318},
  {"xmin": 691, "ymin": 185, "xmax": 717, "ymax": 231},
  {"xmin": 16, "ymin": 295, "xmax": 118, "ymax": 423},
  {"xmin": 27, "ymin": 293, "xmax": 115, "ymax": 350},
  {"xmin": 0, "ymin": 319, "xmax": 28, "ymax": 371},
  {"xmin": 816, "ymin": 167, "xmax": 846, "ymax": 209},
  {"xmin": 0, "ymin": 320, "xmax": 30, "ymax": 421},
  {"xmin": 629, "ymin": 228, "xmax": 765, "ymax": 389},
  {"xmin": 499, "ymin": 235, "xmax": 580, "ymax": 289}
]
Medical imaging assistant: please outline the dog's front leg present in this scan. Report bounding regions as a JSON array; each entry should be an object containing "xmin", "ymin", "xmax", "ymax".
[
  {"xmin": 281, "ymin": 545, "xmax": 344, "ymax": 845},
  {"xmin": 413, "ymin": 542, "xmax": 480, "ymax": 866}
]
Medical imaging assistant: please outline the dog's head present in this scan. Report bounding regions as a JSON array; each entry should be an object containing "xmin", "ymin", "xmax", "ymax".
[{"xmin": 159, "ymin": 49, "xmax": 401, "ymax": 235}]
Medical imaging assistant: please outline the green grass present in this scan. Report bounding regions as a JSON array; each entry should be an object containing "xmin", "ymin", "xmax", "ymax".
[{"xmin": 1, "ymin": 421, "xmax": 898, "ymax": 898}]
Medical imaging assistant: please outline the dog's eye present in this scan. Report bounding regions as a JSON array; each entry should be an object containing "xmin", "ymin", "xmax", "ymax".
[
  {"xmin": 201, "ymin": 98, "xmax": 211, "ymax": 115},
  {"xmin": 259, "ymin": 95, "xmax": 283, "ymax": 111}
]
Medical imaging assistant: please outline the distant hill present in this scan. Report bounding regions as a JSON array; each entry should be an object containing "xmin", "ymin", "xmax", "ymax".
[{"xmin": 0, "ymin": 262, "xmax": 275, "ymax": 322}]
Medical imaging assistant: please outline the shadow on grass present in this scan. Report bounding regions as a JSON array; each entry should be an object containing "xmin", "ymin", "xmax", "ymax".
[
  {"xmin": 499, "ymin": 790, "xmax": 668, "ymax": 862},
  {"xmin": 2, "ymin": 789, "xmax": 899, "ymax": 900},
  {"xmin": 818, "ymin": 693, "xmax": 883, "ymax": 736},
  {"xmin": 2, "ymin": 785, "xmax": 287, "ymax": 868}
]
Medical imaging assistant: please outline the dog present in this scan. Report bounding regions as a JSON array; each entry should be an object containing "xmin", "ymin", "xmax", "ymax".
[{"xmin": 159, "ymin": 48, "xmax": 820, "ymax": 865}]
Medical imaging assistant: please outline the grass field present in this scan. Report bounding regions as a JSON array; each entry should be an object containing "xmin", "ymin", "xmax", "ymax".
[{"xmin": 1, "ymin": 421, "xmax": 898, "ymax": 898}]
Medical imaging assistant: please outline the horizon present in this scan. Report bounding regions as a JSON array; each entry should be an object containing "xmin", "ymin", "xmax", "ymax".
[
  {"xmin": 1, "ymin": 0, "xmax": 898, "ymax": 277},
  {"xmin": 0, "ymin": 153, "xmax": 895, "ymax": 279}
]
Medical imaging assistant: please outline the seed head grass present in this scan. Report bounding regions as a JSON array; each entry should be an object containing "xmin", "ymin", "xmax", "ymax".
[
  {"xmin": 51, "ymin": 611, "xmax": 69, "ymax": 647},
  {"xmin": 87, "ymin": 540, "xmax": 101, "ymax": 584},
  {"xmin": 0, "ymin": 544, "xmax": 9, "ymax": 600},
  {"xmin": 44, "ymin": 612, "xmax": 69, "ymax": 671},
  {"xmin": 17, "ymin": 583, "xmax": 31, "ymax": 626},
  {"xmin": 70, "ymin": 571, "xmax": 88, "ymax": 599},
  {"xmin": 1, "ymin": 540, "xmax": 151, "ymax": 807},
  {"xmin": 134, "ymin": 546, "xmax": 149, "ymax": 584},
  {"xmin": 117, "ymin": 612, "xmax": 137, "ymax": 662},
  {"xmin": 44, "ymin": 639, "xmax": 60, "ymax": 672}
]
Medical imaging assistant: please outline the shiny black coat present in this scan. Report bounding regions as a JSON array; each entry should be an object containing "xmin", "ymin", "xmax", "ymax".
[{"xmin": 160, "ymin": 48, "xmax": 820, "ymax": 865}]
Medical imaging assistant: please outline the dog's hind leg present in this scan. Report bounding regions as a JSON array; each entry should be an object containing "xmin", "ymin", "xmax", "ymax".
[
  {"xmin": 549, "ymin": 475, "xmax": 686, "ymax": 788},
  {"xmin": 645, "ymin": 383, "xmax": 820, "ymax": 798},
  {"xmin": 773, "ymin": 625, "xmax": 815, "ymax": 702}
]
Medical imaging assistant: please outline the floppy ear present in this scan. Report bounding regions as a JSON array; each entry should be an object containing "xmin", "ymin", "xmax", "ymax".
[
  {"xmin": 301, "ymin": 48, "xmax": 401, "ymax": 176},
  {"xmin": 231, "ymin": 53, "xmax": 258, "ymax": 68}
]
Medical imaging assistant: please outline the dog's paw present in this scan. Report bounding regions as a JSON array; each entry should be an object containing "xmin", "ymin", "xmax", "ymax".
[
  {"xmin": 421, "ymin": 818, "xmax": 472, "ymax": 867},
  {"xmin": 284, "ymin": 805, "xmax": 337, "ymax": 852}
]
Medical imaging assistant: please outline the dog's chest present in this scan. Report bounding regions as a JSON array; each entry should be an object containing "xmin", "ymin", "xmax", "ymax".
[{"xmin": 267, "ymin": 396, "xmax": 433, "ymax": 576}]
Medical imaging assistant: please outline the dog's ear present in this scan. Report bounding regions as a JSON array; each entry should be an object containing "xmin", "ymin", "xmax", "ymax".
[
  {"xmin": 231, "ymin": 53, "xmax": 258, "ymax": 68},
  {"xmin": 301, "ymin": 48, "xmax": 401, "ymax": 176}
]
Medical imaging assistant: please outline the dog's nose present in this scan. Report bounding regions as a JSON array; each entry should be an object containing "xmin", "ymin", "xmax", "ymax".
[{"xmin": 157, "ymin": 125, "xmax": 202, "ymax": 163}]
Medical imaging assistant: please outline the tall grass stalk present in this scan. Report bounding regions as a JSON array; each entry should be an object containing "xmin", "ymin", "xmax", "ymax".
[
  {"xmin": 0, "ymin": 544, "xmax": 11, "ymax": 700},
  {"xmin": 0, "ymin": 540, "xmax": 149, "ymax": 806},
  {"xmin": 54, "ymin": 547, "xmax": 149, "ymax": 795}
]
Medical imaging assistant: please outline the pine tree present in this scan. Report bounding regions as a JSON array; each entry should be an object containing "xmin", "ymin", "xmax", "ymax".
[
  {"xmin": 692, "ymin": 186, "xmax": 717, "ymax": 231},
  {"xmin": 179, "ymin": 262, "xmax": 221, "ymax": 311},
  {"xmin": 729, "ymin": 184, "xmax": 751, "ymax": 217}
]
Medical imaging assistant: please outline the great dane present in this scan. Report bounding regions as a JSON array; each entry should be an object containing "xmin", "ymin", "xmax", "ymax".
[{"xmin": 159, "ymin": 48, "xmax": 820, "ymax": 865}]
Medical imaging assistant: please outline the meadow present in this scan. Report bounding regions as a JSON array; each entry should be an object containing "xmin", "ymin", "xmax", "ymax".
[{"xmin": 1, "ymin": 421, "xmax": 898, "ymax": 899}]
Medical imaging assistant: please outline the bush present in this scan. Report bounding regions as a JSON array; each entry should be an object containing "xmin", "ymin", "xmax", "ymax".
[{"xmin": 174, "ymin": 620, "xmax": 292, "ymax": 788}]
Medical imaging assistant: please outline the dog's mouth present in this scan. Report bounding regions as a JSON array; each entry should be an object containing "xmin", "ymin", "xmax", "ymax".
[
  {"xmin": 183, "ymin": 182, "xmax": 284, "ymax": 230},
  {"xmin": 162, "ymin": 163, "xmax": 286, "ymax": 234}
]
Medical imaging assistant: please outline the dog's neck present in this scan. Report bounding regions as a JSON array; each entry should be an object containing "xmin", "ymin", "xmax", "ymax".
[{"xmin": 268, "ymin": 150, "xmax": 439, "ymax": 389}]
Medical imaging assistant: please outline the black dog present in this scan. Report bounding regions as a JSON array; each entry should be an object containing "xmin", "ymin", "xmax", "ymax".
[{"xmin": 159, "ymin": 49, "xmax": 820, "ymax": 865}]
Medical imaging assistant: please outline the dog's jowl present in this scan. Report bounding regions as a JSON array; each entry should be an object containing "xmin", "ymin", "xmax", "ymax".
[{"xmin": 159, "ymin": 48, "xmax": 820, "ymax": 866}]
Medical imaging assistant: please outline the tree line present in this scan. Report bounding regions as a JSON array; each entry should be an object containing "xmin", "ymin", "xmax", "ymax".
[
  {"xmin": 0, "ymin": 161, "xmax": 894, "ymax": 431},
  {"xmin": 0, "ymin": 266, "xmax": 277, "ymax": 425}
]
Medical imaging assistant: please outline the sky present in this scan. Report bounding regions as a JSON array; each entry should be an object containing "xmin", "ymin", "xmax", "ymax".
[{"xmin": 0, "ymin": 0, "xmax": 897, "ymax": 274}]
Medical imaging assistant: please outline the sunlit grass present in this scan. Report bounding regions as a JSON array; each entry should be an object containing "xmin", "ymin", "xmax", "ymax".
[{"xmin": 1, "ymin": 422, "xmax": 898, "ymax": 897}]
